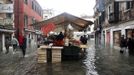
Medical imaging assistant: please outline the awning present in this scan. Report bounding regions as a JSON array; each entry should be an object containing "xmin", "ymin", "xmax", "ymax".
[
  {"xmin": 31, "ymin": 12, "xmax": 93, "ymax": 31},
  {"xmin": 0, "ymin": 28, "xmax": 14, "ymax": 33}
]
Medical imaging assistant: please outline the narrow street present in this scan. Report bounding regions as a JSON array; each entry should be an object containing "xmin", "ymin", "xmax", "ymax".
[
  {"xmin": 0, "ymin": 42, "xmax": 37, "ymax": 75},
  {"xmin": 1, "ymin": 0, "xmax": 134, "ymax": 75},
  {"xmin": 0, "ymin": 40, "xmax": 134, "ymax": 75}
]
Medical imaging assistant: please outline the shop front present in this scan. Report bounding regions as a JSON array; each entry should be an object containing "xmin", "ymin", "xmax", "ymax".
[
  {"xmin": 126, "ymin": 29, "xmax": 134, "ymax": 38},
  {"xmin": 113, "ymin": 30, "xmax": 121, "ymax": 47},
  {"xmin": 106, "ymin": 31, "xmax": 110, "ymax": 47},
  {"xmin": 0, "ymin": 28, "xmax": 14, "ymax": 53}
]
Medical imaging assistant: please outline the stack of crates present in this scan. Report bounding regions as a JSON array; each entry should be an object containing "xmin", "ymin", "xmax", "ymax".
[
  {"xmin": 52, "ymin": 49, "xmax": 61, "ymax": 63},
  {"xmin": 37, "ymin": 48, "xmax": 47, "ymax": 63}
]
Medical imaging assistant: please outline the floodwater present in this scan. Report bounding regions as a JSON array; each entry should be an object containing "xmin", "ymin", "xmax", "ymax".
[
  {"xmin": 95, "ymin": 47, "xmax": 134, "ymax": 75},
  {"xmin": 1, "ymin": 40, "xmax": 134, "ymax": 75},
  {"xmin": 26, "ymin": 40, "xmax": 134, "ymax": 75},
  {"xmin": 26, "ymin": 40, "xmax": 98, "ymax": 75}
]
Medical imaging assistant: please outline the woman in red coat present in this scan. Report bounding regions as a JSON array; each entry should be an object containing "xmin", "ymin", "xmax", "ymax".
[{"xmin": 19, "ymin": 34, "xmax": 27, "ymax": 57}]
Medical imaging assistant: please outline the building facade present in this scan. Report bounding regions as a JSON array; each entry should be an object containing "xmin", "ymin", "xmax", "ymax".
[
  {"xmin": 14, "ymin": 0, "xmax": 43, "ymax": 49},
  {"xmin": 94, "ymin": 0, "xmax": 134, "ymax": 49},
  {"xmin": 0, "ymin": 0, "xmax": 43, "ymax": 53},
  {"xmin": 43, "ymin": 9, "xmax": 55, "ymax": 20},
  {"xmin": 0, "ymin": 0, "xmax": 14, "ymax": 52}
]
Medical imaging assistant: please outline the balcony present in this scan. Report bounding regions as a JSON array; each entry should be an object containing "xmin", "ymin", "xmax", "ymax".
[
  {"xmin": 0, "ymin": 18, "xmax": 13, "ymax": 25},
  {"xmin": 108, "ymin": 11, "xmax": 120, "ymax": 23},
  {"xmin": 108, "ymin": 12, "xmax": 115, "ymax": 23},
  {"xmin": 118, "ymin": 8, "xmax": 134, "ymax": 22},
  {"xmin": 0, "ymin": 18, "xmax": 14, "ymax": 29},
  {"xmin": 123, "ymin": 8, "xmax": 134, "ymax": 21}
]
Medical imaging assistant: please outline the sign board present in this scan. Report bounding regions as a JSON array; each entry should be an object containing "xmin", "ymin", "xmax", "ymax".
[{"xmin": 0, "ymin": 4, "xmax": 13, "ymax": 13}]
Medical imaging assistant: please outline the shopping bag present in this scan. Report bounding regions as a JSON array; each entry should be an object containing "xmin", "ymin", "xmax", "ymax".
[{"xmin": 9, "ymin": 46, "xmax": 13, "ymax": 53}]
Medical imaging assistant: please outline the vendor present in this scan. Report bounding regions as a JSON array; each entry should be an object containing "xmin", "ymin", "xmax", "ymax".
[{"xmin": 54, "ymin": 32, "xmax": 64, "ymax": 46}]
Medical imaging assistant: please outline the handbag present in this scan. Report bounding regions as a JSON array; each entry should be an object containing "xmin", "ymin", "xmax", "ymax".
[{"xmin": 120, "ymin": 47, "xmax": 125, "ymax": 53}]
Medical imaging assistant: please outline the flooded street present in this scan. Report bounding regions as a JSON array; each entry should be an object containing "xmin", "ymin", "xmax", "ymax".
[
  {"xmin": 26, "ymin": 40, "xmax": 134, "ymax": 75},
  {"xmin": 1, "ymin": 40, "xmax": 134, "ymax": 75},
  {"xmin": 26, "ymin": 40, "xmax": 98, "ymax": 75},
  {"xmin": 95, "ymin": 46, "xmax": 134, "ymax": 75}
]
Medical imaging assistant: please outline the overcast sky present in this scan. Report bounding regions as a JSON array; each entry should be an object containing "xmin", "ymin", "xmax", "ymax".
[{"xmin": 37, "ymin": 0, "xmax": 95, "ymax": 17}]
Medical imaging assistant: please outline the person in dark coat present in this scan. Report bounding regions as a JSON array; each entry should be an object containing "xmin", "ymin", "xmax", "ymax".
[
  {"xmin": 127, "ymin": 32, "xmax": 134, "ymax": 55},
  {"xmin": 57, "ymin": 32, "xmax": 64, "ymax": 40},
  {"xmin": 55, "ymin": 32, "xmax": 64, "ymax": 46},
  {"xmin": 127, "ymin": 38, "xmax": 134, "ymax": 54},
  {"xmin": 5, "ymin": 37, "xmax": 11, "ymax": 54},
  {"xmin": 119, "ymin": 35, "xmax": 127, "ymax": 53},
  {"xmin": 80, "ymin": 35, "xmax": 87, "ymax": 44}
]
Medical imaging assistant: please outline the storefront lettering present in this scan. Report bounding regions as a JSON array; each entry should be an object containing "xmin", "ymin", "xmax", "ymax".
[{"xmin": 0, "ymin": 4, "xmax": 13, "ymax": 13}]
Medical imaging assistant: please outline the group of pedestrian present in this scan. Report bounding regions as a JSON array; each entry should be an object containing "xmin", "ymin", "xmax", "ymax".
[
  {"xmin": 120, "ymin": 34, "xmax": 134, "ymax": 55},
  {"xmin": 80, "ymin": 35, "xmax": 88, "ymax": 44},
  {"xmin": 5, "ymin": 34, "xmax": 27, "ymax": 57}
]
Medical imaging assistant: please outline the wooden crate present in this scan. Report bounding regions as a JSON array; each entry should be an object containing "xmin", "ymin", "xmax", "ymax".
[
  {"xmin": 52, "ymin": 49, "xmax": 61, "ymax": 63},
  {"xmin": 37, "ymin": 48, "xmax": 47, "ymax": 63}
]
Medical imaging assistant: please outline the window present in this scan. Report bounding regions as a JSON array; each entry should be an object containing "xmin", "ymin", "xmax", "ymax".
[
  {"xmin": 24, "ymin": 15, "xmax": 28, "ymax": 27},
  {"xmin": 32, "ymin": 18, "xmax": 35, "ymax": 24},
  {"xmin": 32, "ymin": 1, "xmax": 34, "ymax": 9},
  {"xmin": 7, "ymin": 0, "xmax": 13, "ymax": 3},
  {"xmin": 6, "ymin": 13, "xmax": 12, "ymax": 18},
  {"xmin": 24, "ymin": 0, "xmax": 28, "ymax": 4},
  {"xmin": 126, "ymin": 1, "xmax": 132, "ymax": 9}
]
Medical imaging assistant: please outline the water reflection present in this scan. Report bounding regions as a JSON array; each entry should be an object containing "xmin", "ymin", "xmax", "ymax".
[
  {"xmin": 83, "ymin": 41, "xmax": 98, "ymax": 75},
  {"xmin": 46, "ymin": 63, "xmax": 53, "ymax": 75}
]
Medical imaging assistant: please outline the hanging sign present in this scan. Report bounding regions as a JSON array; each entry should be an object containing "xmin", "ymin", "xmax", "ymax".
[{"xmin": 0, "ymin": 4, "xmax": 13, "ymax": 13}]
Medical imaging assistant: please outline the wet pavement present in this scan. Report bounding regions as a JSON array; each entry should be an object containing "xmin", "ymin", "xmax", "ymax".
[
  {"xmin": 0, "ymin": 41, "xmax": 37, "ymax": 75},
  {"xmin": 1, "ymin": 40, "xmax": 134, "ymax": 75},
  {"xmin": 95, "ymin": 47, "xmax": 134, "ymax": 75}
]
